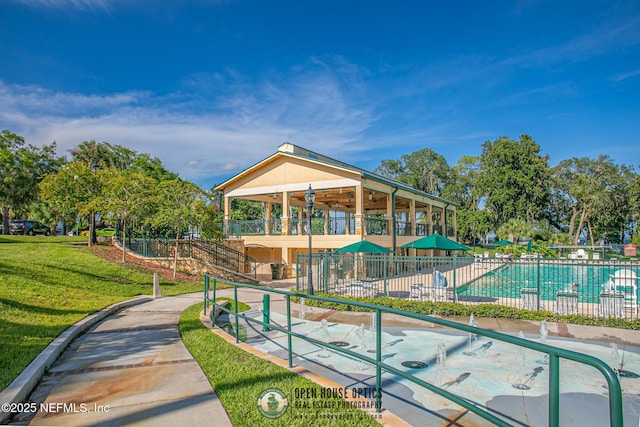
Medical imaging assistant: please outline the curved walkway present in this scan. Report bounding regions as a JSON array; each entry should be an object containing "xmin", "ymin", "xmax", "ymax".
[{"xmin": 4, "ymin": 293, "xmax": 232, "ymax": 427}]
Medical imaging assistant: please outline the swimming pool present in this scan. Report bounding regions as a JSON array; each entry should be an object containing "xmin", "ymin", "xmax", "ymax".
[{"xmin": 456, "ymin": 262, "xmax": 640, "ymax": 303}]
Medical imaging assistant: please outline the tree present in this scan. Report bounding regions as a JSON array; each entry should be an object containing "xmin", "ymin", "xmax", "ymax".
[
  {"xmin": 92, "ymin": 167, "xmax": 156, "ymax": 262},
  {"xmin": 1, "ymin": 130, "xmax": 62, "ymax": 233},
  {"xmin": 629, "ymin": 172, "xmax": 640, "ymax": 242},
  {"xmin": 130, "ymin": 153, "xmax": 179, "ymax": 182},
  {"xmin": 456, "ymin": 209, "xmax": 492, "ymax": 244},
  {"xmin": 70, "ymin": 140, "xmax": 137, "ymax": 170},
  {"xmin": 375, "ymin": 148, "xmax": 451, "ymax": 196},
  {"xmin": 478, "ymin": 135, "xmax": 550, "ymax": 227},
  {"xmin": 39, "ymin": 161, "xmax": 102, "ymax": 243},
  {"xmin": 497, "ymin": 218, "xmax": 533, "ymax": 244},
  {"xmin": 150, "ymin": 179, "xmax": 208, "ymax": 278},
  {"xmin": 230, "ymin": 199, "xmax": 264, "ymax": 221},
  {"xmin": 441, "ymin": 156, "xmax": 482, "ymax": 211},
  {"xmin": 550, "ymin": 155, "xmax": 630, "ymax": 244}
]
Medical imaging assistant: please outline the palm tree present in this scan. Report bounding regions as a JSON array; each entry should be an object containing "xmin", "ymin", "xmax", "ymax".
[{"xmin": 497, "ymin": 218, "xmax": 532, "ymax": 244}]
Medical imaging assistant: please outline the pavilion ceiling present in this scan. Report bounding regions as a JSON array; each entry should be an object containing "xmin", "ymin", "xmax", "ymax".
[{"xmin": 241, "ymin": 187, "xmax": 433, "ymax": 213}]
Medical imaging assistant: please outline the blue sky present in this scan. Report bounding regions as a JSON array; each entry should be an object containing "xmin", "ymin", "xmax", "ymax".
[{"xmin": 1, "ymin": 0, "xmax": 639, "ymax": 190}]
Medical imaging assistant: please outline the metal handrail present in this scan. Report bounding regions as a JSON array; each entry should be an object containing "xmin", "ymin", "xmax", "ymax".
[
  {"xmin": 118, "ymin": 236, "xmax": 256, "ymax": 278},
  {"xmin": 204, "ymin": 274, "xmax": 623, "ymax": 427}
]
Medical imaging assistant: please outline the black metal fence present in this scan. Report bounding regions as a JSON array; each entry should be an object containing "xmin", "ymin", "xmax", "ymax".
[{"xmin": 295, "ymin": 253, "xmax": 640, "ymax": 320}]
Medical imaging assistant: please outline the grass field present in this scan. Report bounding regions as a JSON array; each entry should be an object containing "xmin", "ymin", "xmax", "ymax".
[{"xmin": 0, "ymin": 236, "xmax": 202, "ymax": 390}]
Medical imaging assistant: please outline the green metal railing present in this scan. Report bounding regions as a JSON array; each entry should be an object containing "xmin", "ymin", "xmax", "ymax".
[
  {"xmin": 220, "ymin": 216, "xmax": 440, "ymax": 238},
  {"xmin": 204, "ymin": 274, "xmax": 624, "ymax": 427}
]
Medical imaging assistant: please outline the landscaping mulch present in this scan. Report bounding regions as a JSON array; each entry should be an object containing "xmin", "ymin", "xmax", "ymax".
[{"xmin": 90, "ymin": 243, "xmax": 201, "ymax": 283}]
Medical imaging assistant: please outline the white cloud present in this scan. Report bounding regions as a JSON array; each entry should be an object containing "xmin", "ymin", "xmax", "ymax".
[
  {"xmin": 7, "ymin": 0, "xmax": 114, "ymax": 12},
  {"xmin": 0, "ymin": 58, "xmax": 377, "ymax": 187},
  {"xmin": 612, "ymin": 69, "xmax": 640, "ymax": 82}
]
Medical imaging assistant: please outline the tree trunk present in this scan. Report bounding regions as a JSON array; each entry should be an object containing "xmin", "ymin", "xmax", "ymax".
[
  {"xmin": 2, "ymin": 206, "xmax": 10, "ymax": 235},
  {"xmin": 587, "ymin": 221, "xmax": 595, "ymax": 247},
  {"xmin": 88, "ymin": 213, "xmax": 93, "ymax": 247},
  {"xmin": 121, "ymin": 216, "xmax": 127, "ymax": 264},
  {"xmin": 568, "ymin": 206, "xmax": 579, "ymax": 242},
  {"xmin": 574, "ymin": 207, "xmax": 588, "ymax": 245},
  {"xmin": 173, "ymin": 232, "xmax": 179, "ymax": 279}
]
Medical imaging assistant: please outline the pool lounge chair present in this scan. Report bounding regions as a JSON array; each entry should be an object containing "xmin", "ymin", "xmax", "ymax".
[
  {"xmin": 554, "ymin": 291, "xmax": 578, "ymax": 315},
  {"xmin": 520, "ymin": 288, "xmax": 540, "ymax": 311},
  {"xmin": 598, "ymin": 291, "xmax": 625, "ymax": 318}
]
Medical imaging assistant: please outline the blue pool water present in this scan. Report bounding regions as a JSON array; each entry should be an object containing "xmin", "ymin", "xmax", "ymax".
[{"xmin": 456, "ymin": 263, "xmax": 639, "ymax": 303}]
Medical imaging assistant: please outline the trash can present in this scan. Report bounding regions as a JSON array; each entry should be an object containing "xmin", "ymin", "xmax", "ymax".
[
  {"xmin": 270, "ymin": 263, "xmax": 284, "ymax": 280},
  {"xmin": 337, "ymin": 265, "xmax": 344, "ymax": 279}
]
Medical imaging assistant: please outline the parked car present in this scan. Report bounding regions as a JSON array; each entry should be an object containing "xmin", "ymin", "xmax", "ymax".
[{"xmin": 10, "ymin": 220, "xmax": 51, "ymax": 236}]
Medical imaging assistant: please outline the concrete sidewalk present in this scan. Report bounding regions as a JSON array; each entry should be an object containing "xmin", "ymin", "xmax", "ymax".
[{"xmin": 7, "ymin": 293, "xmax": 232, "ymax": 427}]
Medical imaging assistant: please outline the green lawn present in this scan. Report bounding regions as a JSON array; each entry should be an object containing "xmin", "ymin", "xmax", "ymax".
[
  {"xmin": 0, "ymin": 236, "xmax": 202, "ymax": 389},
  {"xmin": 179, "ymin": 303, "xmax": 380, "ymax": 427}
]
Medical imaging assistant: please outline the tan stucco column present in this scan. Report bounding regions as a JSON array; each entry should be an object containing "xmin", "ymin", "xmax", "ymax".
[
  {"xmin": 224, "ymin": 196, "xmax": 231, "ymax": 236},
  {"xmin": 355, "ymin": 186, "xmax": 364, "ymax": 235},
  {"xmin": 345, "ymin": 211, "xmax": 351, "ymax": 235},
  {"xmin": 452, "ymin": 209, "xmax": 457, "ymax": 239},
  {"xmin": 324, "ymin": 209, "xmax": 329, "ymax": 235},
  {"xmin": 427, "ymin": 204, "xmax": 433, "ymax": 235},
  {"xmin": 281, "ymin": 191, "xmax": 289, "ymax": 236},
  {"xmin": 410, "ymin": 200, "xmax": 416, "ymax": 236},
  {"xmin": 298, "ymin": 206, "xmax": 304, "ymax": 235},
  {"xmin": 224, "ymin": 196, "xmax": 231, "ymax": 221},
  {"xmin": 282, "ymin": 247, "xmax": 291, "ymax": 268},
  {"xmin": 265, "ymin": 201, "xmax": 272, "ymax": 235}
]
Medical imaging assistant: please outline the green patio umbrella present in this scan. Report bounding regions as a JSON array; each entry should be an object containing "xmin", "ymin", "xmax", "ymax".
[
  {"xmin": 335, "ymin": 240, "xmax": 393, "ymax": 253},
  {"xmin": 334, "ymin": 240, "xmax": 392, "ymax": 284},
  {"xmin": 401, "ymin": 234, "xmax": 471, "ymax": 251},
  {"xmin": 494, "ymin": 239, "xmax": 514, "ymax": 246}
]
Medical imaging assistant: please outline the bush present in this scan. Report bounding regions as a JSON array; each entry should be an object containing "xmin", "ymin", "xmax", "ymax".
[{"xmin": 295, "ymin": 294, "xmax": 639, "ymax": 330}]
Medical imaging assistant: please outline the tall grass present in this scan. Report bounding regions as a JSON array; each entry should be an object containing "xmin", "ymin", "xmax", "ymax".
[{"xmin": 0, "ymin": 236, "xmax": 202, "ymax": 389}]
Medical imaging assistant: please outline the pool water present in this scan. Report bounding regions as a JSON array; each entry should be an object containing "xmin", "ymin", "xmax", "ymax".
[{"xmin": 457, "ymin": 263, "xmax": 639, "ymax": 303}]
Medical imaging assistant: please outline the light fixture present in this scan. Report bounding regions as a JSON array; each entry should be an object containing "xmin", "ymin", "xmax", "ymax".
[{"xmin": 304, "ymin": 185, "xmax": 316, "ymax": 207}]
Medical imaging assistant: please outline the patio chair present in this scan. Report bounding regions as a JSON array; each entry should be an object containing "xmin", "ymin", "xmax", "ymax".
[
  {"xmin": 432, "ymin": 285, "xmax": 452, "ymax": 302},
  {"xmin": 473, "ymin": 254, "xmax": 487, "ymax": 269},
  {"xmin": 348, "ymin": 281, "xmax": 376, "ymax": 298},
  {"xmin": 520, "ymin": 288, "xmax": 540, "ymax": 311},
  {"xmin": 409, "ymin": 283, "xmax": 429, "ymax": 300},
  {"xmin": 598, "ymin": 291, "xmax": 625, "ymax": 318},
  {"xmin": 333, "ymin": 280, "xmax": 348, "ymax": 295},
  {"xmin": 554, "ymin": 291, "xmax": 578, "ymax": 315}
]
